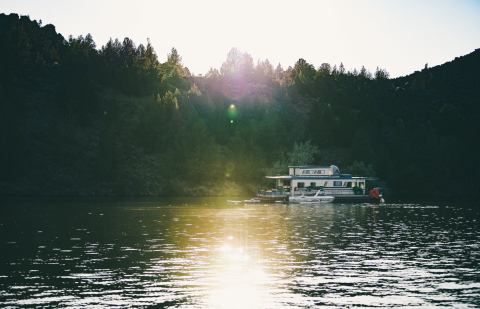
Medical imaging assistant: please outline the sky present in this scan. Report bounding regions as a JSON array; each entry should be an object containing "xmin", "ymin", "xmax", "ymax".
[{"xmin": 1, "ymin": 0, "xmax": 480, "ymax": 77}]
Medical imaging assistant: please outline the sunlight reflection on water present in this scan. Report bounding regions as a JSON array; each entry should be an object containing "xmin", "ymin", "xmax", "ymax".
[
  {"xmin": 0, "ymin": 200, "xmax": 479, "ymax": 308},
  {"xmin": 206, "ymin": 241, "xmax": 272, "ymax": 309}
]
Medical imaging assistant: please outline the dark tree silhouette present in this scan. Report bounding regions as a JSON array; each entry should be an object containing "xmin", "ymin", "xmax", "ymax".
[{"xmin": 1, "ymin": 13, "xmax": 479, "ymax": 201}]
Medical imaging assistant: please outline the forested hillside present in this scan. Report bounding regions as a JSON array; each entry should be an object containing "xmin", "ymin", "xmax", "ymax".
[{"xmin": 1, "ymin": 13, "xmax": 479, "ymax": 200}]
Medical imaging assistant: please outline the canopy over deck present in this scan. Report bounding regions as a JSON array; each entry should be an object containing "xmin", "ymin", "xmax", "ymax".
[{"xmin": 265, "ymin": 175, "xmax": 292, "ymax": 179}]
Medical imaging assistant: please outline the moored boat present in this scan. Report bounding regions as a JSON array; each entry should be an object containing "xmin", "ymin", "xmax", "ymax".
[
  {"xmin": 288, "ymin": 189, "xmax": 335, "ymax": 203},
  {"xmin": 265, "ymin": 165, "xmax": 384, "ymax": 203}
]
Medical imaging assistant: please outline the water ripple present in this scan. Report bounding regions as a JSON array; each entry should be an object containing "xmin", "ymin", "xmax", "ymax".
[{"xmin": 0, "ymin": 201, "xmax": 479, "ymax": 308}]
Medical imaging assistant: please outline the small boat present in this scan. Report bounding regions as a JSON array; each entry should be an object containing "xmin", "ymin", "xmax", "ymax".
[
  {"xmin": 288, "ymin": 190, "xmax": 335, "ymax": 204},
  {"xmin": 256, "ymin": 189, "xmax": 289, "ymax": 203}
]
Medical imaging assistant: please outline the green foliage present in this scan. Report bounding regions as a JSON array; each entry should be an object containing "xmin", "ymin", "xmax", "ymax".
[
  {"xmin": 287, "ymin": 141, "xmax": 319, "ymax": 166},
  {"xmin": 344, "ymin": 161, "xmax": 376, "ymax": 177},
  {"xmin": 1, "ymin": 13, "xmax": 479, "ymax": 201},
  {"xmin": 267, "ymin": 141, "xmax": 319, "ymax": 176}
]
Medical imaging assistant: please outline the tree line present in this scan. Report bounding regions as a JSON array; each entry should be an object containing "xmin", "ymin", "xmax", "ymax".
[{"xmin": 1, "ymin": 13, "xmax": 479, "ymax": 200}]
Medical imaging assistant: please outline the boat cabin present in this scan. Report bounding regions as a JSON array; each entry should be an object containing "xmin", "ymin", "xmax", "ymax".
[{"xmin": 266, "ymin": 165, "xmax": 367, "ymax": 196}]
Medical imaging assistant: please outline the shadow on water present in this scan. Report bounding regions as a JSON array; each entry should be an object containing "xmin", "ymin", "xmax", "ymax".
[{"xmin": 0, "ymin": 198, "xmax": 479, "ymax": 308}]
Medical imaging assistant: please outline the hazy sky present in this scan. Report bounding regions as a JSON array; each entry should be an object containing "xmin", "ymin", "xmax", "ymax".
[{"xmin": 1, "ymin": 0, "xmax": 479, "ymax": 77}]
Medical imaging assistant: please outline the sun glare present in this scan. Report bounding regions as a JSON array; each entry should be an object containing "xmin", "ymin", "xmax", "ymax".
[{"xmin": 206, "ymin": 240, "xmax": 274, "ymax": 309}]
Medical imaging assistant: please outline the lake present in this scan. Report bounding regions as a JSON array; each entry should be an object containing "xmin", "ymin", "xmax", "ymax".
[{"xmin": 0, "ymin": 199, "xmax": 479, "ymax": 308}]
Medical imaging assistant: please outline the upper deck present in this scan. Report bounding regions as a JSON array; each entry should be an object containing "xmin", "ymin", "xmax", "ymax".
[
  {"xmin": 288, "ymin": 165, "xmax": 340, "ymax": 176},
  {"xmin": 266, "ymin": 165, "xmax": 366, "ymax": 180}
]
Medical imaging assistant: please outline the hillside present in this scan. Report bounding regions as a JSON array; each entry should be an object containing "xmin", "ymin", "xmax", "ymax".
[{"xmin": 1, "ymin": 13, "xmax": 479, "ymax": 200}]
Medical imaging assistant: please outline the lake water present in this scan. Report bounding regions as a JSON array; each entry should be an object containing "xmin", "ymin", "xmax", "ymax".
[{"xmin": 0, "ymin": 199, "xmax": 479, "ymax": 308}]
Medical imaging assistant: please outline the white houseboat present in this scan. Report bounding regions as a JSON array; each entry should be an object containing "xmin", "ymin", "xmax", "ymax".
[{"xmin": 263, "ymin": 165, "xmax": 382, "ymax": 203}]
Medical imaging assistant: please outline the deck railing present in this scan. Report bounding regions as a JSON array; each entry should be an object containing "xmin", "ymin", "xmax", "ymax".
[{"xmin": 292, "ymin": 187, "xmax": 365, "ymax": 196}]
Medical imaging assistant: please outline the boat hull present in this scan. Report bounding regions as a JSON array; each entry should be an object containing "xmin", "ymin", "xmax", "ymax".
[
  {"xmin": 289, "ymin": 196, "xmax": 335, "ymax": 203},
  {"xmin": 255, "ymin": 194, "xmax": 380, "ymax": 204},
  {"xmin": 333, "ymin": 195, "xmax": 382, "ymax": 203}
]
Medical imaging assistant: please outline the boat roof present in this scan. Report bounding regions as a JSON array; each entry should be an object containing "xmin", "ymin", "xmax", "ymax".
[
  {"xmin": 266, "ymin": 174, "xmax": 367, "ymax": 180},
  {"xmin": 266, "ymin": 175, "xmax": 292, "ymax": 179},
  {"xmin": 288, "ymin": 165, "xmax": 334, "ymax": 168}
]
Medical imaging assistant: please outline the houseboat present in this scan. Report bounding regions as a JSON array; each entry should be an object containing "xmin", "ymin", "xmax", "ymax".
[{"xmin": 263, "ymin": 165, "xmax": 383, "ymax": 203}]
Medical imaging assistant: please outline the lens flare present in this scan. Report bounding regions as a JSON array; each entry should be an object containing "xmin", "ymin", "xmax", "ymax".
[{"xmin": 227, "ymin": 104, "xmax": 237, "ymax": 123}]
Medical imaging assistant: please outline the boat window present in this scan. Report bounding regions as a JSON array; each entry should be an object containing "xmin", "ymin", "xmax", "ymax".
[
  {"xmin": 324, "ymin": 181, "xmax": 328, "ymax": 187},
  {"xmin": 333, "ymin": 181, "xmax": 342, "ymax": 187},
  {"xmin": 346, "ymin": 182, "xmax": 352, "ymax": 188},
  {"xmin": 310, "ymin": 182, "xmax": 316, "ymax": 188},
  {"xmin": 298, "ymin": 182, "xmax": 305, "ymax": 188}
]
